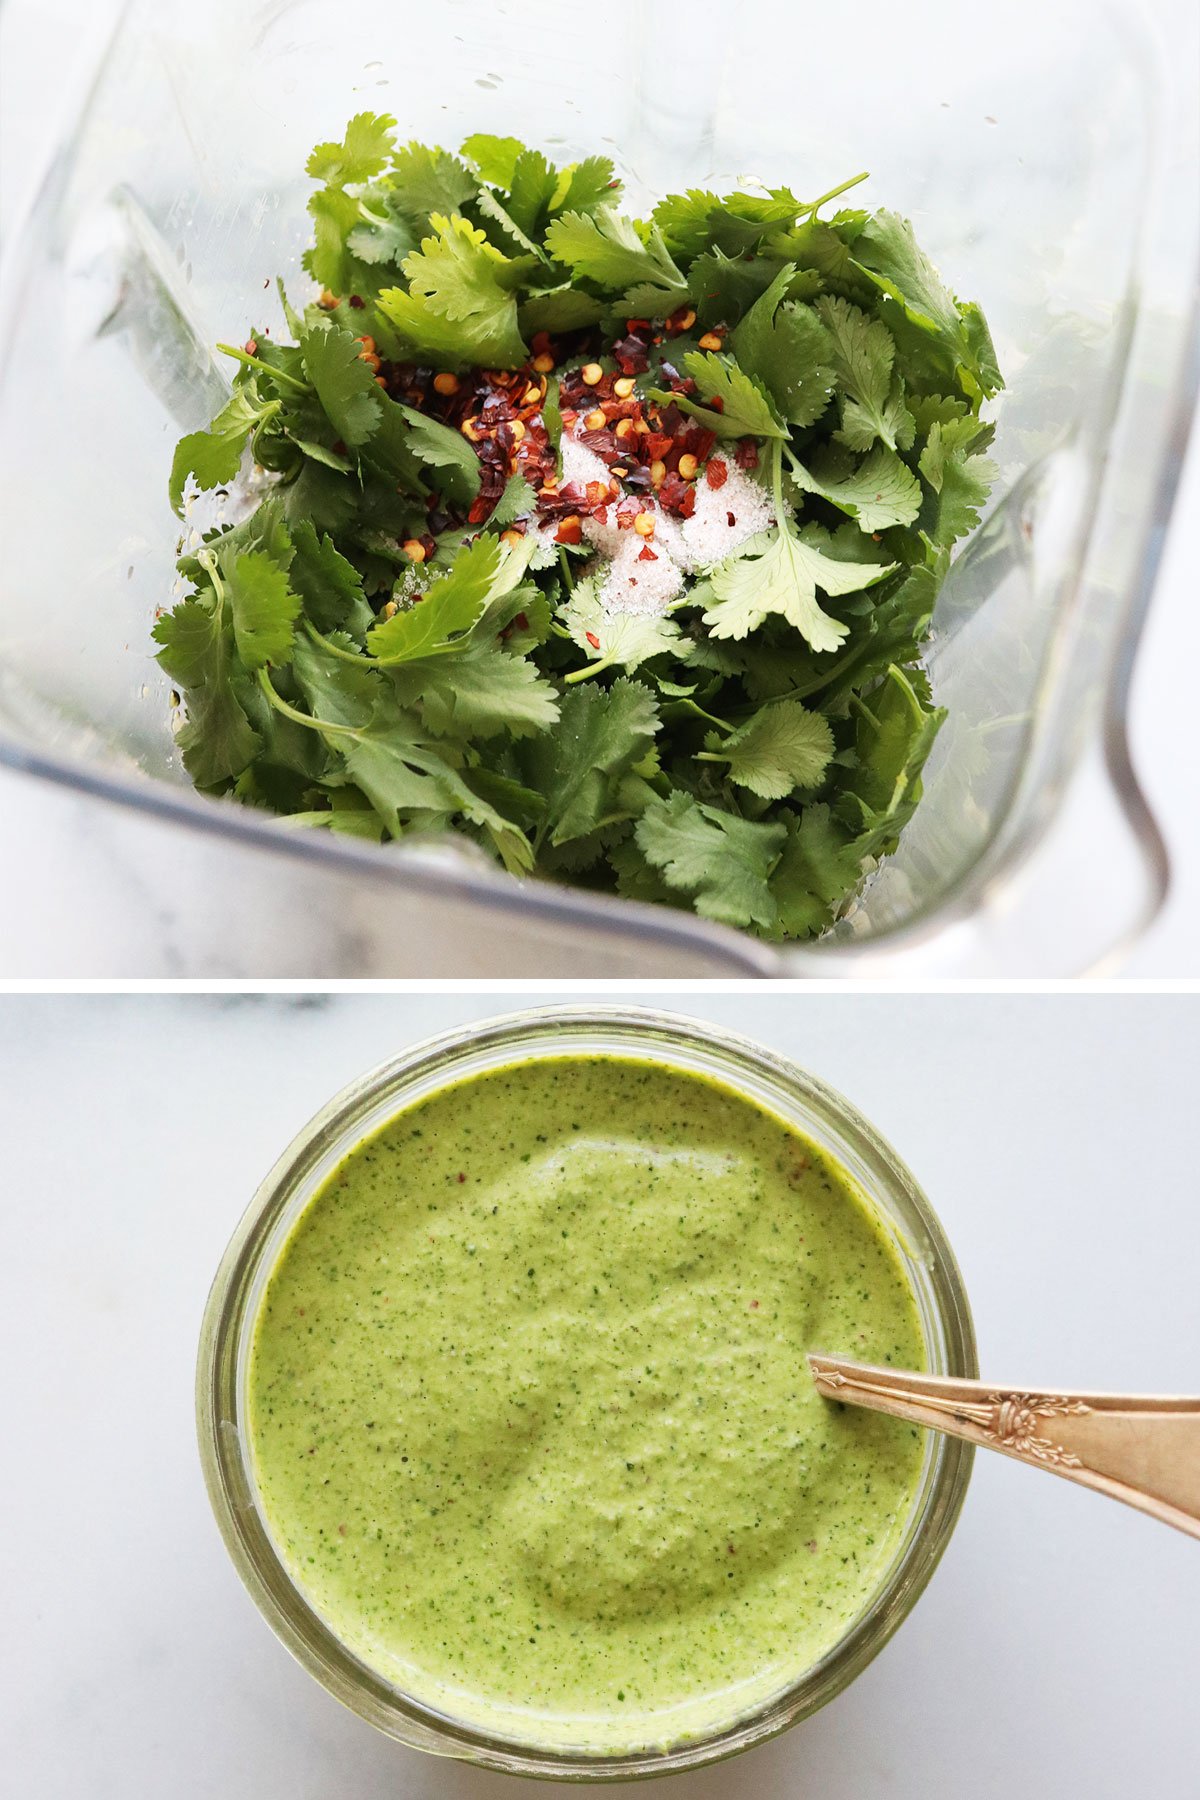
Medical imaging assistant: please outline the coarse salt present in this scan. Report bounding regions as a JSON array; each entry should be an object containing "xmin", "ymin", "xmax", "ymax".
[{"xmin": 555, "ymin": 425, "xmax": 772, "ymax": 616}]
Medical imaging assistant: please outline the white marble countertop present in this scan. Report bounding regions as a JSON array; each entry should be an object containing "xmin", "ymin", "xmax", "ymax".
[{"xmin": 3, "ymin": 992, "xmax": 1197, "ymax": 1798}]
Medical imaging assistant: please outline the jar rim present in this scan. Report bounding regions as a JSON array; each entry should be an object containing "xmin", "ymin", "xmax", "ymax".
[{"xmin": 197, "ymin": 1005, "xmax": 977, "ymax": 1779}]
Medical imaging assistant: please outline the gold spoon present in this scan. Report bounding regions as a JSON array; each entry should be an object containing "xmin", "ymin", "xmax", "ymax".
[{"xmin": 808, "ymin": 1354, "xmax": 1200, "ymax": 1540}]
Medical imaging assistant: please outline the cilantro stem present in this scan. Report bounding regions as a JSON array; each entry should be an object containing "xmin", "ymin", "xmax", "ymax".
[
  {"xmin": 677, "ymin": 699, "xmax": 732, "ymax": 732},
  {"xmin": 197, "ymin": 546, "xmax": 225, "ymax": 604},
  {"xmin": 564, "ymin": 655, "xmax": 614, "ymax": 684},
  {"xmin": 256, "ymin": 667, "xmax": 354, "ymax": 739},
  {"xmin": 847, "ymin": 692, "xmax": 881, "ymax": 732},
  {"xmin": 557, "ymin": 547, "xmax": 576, "ymax": 592},
  {"xmin": 216, "ymin": 343, "xmax": 310, "ymax": 395},
  {"xmin": 305, "ymin": 622, "xmax": 374, "ymax": 664},
  {"xmin": 803, "ymin": 171, "xmax": 869, "ymax": 216}
]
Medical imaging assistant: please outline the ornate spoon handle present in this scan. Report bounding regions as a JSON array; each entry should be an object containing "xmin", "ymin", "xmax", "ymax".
[{"xmin": 808, "ymin": 1354, "xmax": 1200, "ymax": 1540}]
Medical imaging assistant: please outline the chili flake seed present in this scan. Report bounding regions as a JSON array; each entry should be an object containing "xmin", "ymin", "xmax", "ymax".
[
  {"xmin": 433, "ymin": 371, "xmax": 460, "ymax": 396},
  {"xmin": 585, "ymin": 409, "xmax": 606, "ymax": 431},
  {"xmin": 402, "ymin": 539, "xmax": 427, "ymax": 563},
  {"xmin": 633, "ymin": 512, "xmax": 655, "ymax": 538},
  {"xmin": 580, "ymin": 362, "xmax": 604, "ymax": 386},
  {"xmin": 697, "ymin": 330, "xmax": 724, "ymax": 351},
  {"xmin": 613, "ymin": 376, "xmax": 636, "ymax": 399},
  {"xmin": 678, "ymin": 453, "xmax": 699, "ymax": 481},
  {"xmin": 500, "ymin": 528, "xmax": 525, "ymax": 549},
  {"xmin": 705, "ymin": 457, "xmax": 728, "ymax": 489},
  {"xmin": 317, "ymin": 289, "xmax": 338, "ymax": 309},
  {"xmin": 532, "ymin": 352, "xmax": 555, "ymax": 374},
  {"xmin": 649, "ymin": 459, "xmax": 667, "ymax": 488}
]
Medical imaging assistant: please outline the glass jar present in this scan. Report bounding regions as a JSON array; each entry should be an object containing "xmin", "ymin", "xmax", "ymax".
[{"xmin": 197, "ymin": 1006, "xmax": 977, "ymax": 1777}]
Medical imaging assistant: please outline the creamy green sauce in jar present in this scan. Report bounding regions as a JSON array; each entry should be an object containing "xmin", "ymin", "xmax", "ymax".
[{"xmin": 247, "ymin": 1054, "xmax": 926, "ymax": 1752}]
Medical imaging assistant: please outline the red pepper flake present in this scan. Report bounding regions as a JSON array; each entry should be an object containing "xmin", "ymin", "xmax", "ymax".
[
  {"xmin": 734, "ymin": 437, "xmax": 759, "ymax": 470},
  {"xmin": 727, "ymin": 511, "xmax": 737, "ymax": 527},
  {"xmin": 243, "ymin": 337, "xmax": 258, "ymax": 357},
  {"xmin": 457, "ymin": 1172, "xmax": 466, "ymax": 1183},
  {"xmin": 705, "ymin": 457, "xmax": 728, "ymax": 490},
  {"xmin": 708, "ymin": 394, "xmax": 725, "ymax": 413},
  {"xmin": 749, "ymin": 1299, "xmax": 760, "ymax": 1309},
  {"xmin": 338, "ymin": 1523, "xmax": 347, "ymax": 1537},
  {"xmin": 727, "ymin": 1543, "xmax": 736, "ymax": 1554},
  {"xmin": 555, "ymin": 515, "xmax": 583, "ymax": 545},
  {"xmin": 585, "ymin": 630, "xmax": 601, "ymax": 649},
  {"xmin": 637, "ymin": 545, "xmax": 658, "ymax": 561},
  {"xmin": 348, "ymin": 294, "xmax": 365, "ymax": 309}
]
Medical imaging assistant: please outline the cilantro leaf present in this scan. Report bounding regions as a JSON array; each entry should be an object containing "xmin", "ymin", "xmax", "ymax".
[
  {"xmin": 770, "ymin": 804, "xmax": 866, "ymax": 937},
  {"xmin": 505, "ymin": 148, "xmax": 560, "ymax": 236},
  {"xmin": 635, "ymin": 794, "xmax": 784, "ymax": 930},
  {"xmin": 347, "ymin": 191, "xmax": 418, "ymax": 268},
  {"xmin": 666, "ymin": 352, "xmax": 787, "ymax": 439},
  {"xmin": 788, "ymin": 442, "xmax": 922, "ymax": 532},
  {"xmin": 379, "ymin": 214, "xmax": 528, "ymax": 368},
  {"xmin": 222, "ymin": 549, "xmax": 301, "ymax": 670},
  {"xmin": 367, "ymin": 535, "xmax": 502, "ymax": 662},
  {"xmin": 559, "ymin": 578, "xmax": 683, "ymax": 677},
  {"xmin": 153, "ymin": 592, "xmax": 260, "ymax": 786},
  {"xmin": 390, "ymin": 635, "xmax": 560, "ymax": 740},
  {"xmin": 394, "ymin": 401, "xmax": 481, "ymax": 508},
  {"xmin": 388, "ymin": 141, "xmax": 478, "ymax": 227},
  {"xmin": 553, "ymin": 157, "xmax": 620, "ymax": 217},
  {"xmin": 840, "ymin": 665, "xmax": 945, "ymax": 839},
  {"xmin": 519, "ymin": 288, "xmax": 608, "ymax": 335},
  {"xmin": 522, "ymin": 679, "xmax": 660, "ymax": 846},
  {"xmin": 848, "ymin": 211, "xmax": 1002, "ymax": 399},
  {"xmin": 730, "ymin": 269, "xmax": 835, "ymax": 429},
  {"xmin": 651, "ymin": 190, "xmax": 800, "ymax": 264},
  {"xmin": 288, "ymin": 521, "xmax": 373, "ymax": 638},
  {"xmin": 488, "ymin": 474, "xmax": 536, "ymax": 529},
  {"xmin": 169, "ymin": 387, "xmax": 275, "ymax": 515},
  {"xmin": 703, "ymin": 525, "xmax": 893, "ymax": 652},
  {"xmin": 304, "ymin": 186, "xmax": 363, "ymax": 295},
  {"xmin": 697, "ymin": 700, "xmax": 834, "ymax": 799},
  {"xmin": 461, "ymin": 133, "xmax": 523, "ymax": 188},
  {"xmin": 918, "ymin": 422, "xmax": 996, "ymax": 547},
  {"xmin": 689, "ymin": 249, "xmax": 786, "ymax": 329},
  {"xmin": 307, "ymin": 113, "xmax": 396, "ymax": 187},
  {"xmin": 299, "ymin": 315, "xmax": 382, "ymax": 447},
  {"xmin": 544, "ymin": 207, "xmax": 684, "ymax": 295},
  {"xmin": 815, "ymin": 295, "xmax": 914, "ymax": 453}
]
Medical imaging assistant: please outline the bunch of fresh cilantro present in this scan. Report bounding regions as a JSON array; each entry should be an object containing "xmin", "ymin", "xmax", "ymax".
[{"xmin": 157, "ymin": 112, "xmax": 1000, "ymax": 939}]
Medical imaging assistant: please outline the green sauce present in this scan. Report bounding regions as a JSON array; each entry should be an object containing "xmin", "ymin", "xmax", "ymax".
[{"xmin": 248, "ymin": 1055, "xmax": 926, "ymax": 1752}]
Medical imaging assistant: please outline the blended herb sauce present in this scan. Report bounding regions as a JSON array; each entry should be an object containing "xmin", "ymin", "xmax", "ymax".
[{"xmin": 248, "ymin": 1054, "xmax": 926, "ymax": 1752}]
